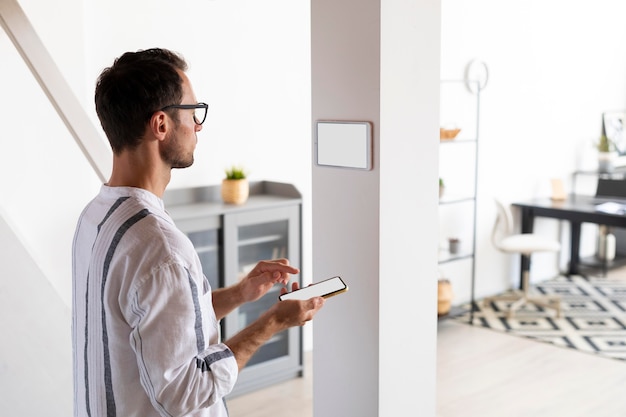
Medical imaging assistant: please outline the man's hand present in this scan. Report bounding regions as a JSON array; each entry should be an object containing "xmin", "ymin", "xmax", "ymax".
[
  {"xmin": 238, "ymin": 258, "xmax": 299, "ymax": 303},
  {"xmin": 212, "ymin": 259, "xmax": 299, "ymax": 320},
  {"xmin": 273, "ymin": 282, "xmax": 325, "ymax": 327},
  {"xmin": 225, "ymin": 288, "xmax": 325, "ymax": 370}
]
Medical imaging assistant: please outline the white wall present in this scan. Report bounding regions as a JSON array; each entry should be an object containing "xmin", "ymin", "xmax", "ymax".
[
  {"xmin": 0, "ymin": 211, "xmax": 72, "ymax": 415},
  {"xmin": 1, "ymin": 0, "xmax": 313, "ymax": 310},
  {"xmin": 84, "ymin": 1, "xmax": 313, "ymax": 189},
  {"xmin": 440, "ymin": 0, "xmax": 626, "ymax": 303},
  {"xmin": 1, "ymin": 0, "xmax": 313, "ymax": 306}
]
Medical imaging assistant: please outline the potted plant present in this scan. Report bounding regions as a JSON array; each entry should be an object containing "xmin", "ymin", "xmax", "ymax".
[
  {"xmin": 439, "ymin": 177, "xmax": 445, "ymax": 199},
  {"xmin": 597, "ymin": 120, "xmax": 618, "ymax": 173},
  {"xmin": 221, "ymin": 165, "xmax": 249, "ymax": 204}
]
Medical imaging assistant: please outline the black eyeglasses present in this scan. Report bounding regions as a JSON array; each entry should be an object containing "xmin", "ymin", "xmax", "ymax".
[{"xmin": 161, "ymin": 102, "xmax": 208, "ymax": 125}]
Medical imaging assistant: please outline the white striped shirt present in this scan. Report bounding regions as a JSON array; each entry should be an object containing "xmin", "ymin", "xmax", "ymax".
[{"xmin": 72, "ymin": 185, "xmax": 237, "ymax": 417}]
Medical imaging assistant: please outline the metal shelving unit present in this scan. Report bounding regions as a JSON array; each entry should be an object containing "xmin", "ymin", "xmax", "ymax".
[{"xmin": 438, "ymin": 79, "xmax": 480, "ymax": 323}]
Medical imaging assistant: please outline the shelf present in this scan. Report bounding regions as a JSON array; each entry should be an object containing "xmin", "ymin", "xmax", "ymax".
[
  {"xmin": 439, "ymin": 138, "xmax": 477, "ymax": 144},
  {"xmin": 164, "ymin": 181, "xmax": 302, "ymax": 220},
  {"xmin": 438, "ymin": 78, "xmax": 480, "ymax": 324},
  {"xmin": 439, "ymin": 196, "xmax": 475, "ymax": 205},
  {"xmin": 438, "ymin": 252, "xmax": 474, "ymax": 264},
  {"xmin": 238, "ymin": 234, "xmax": 284, "ymax": 247},
  {"xmin": 194, "ymin": 244, "xmax": 219, "ymax": 252},
  {"xmin": 574, "ymin": 167, "xmax": 626, "ymax": 178}
]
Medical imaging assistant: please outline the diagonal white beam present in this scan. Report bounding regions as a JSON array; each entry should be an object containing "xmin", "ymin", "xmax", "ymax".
[{"xmin": 0, "ymin": 0, "xmax": 111, "ymax": 182}]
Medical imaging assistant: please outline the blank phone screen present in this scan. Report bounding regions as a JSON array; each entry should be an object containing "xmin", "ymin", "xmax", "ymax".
[{"xmin": 279, "ymin": 276, "xmax": 347, "ymax": 301}]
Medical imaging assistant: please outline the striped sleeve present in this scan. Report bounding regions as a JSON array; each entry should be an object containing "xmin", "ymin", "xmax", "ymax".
[{"xmin": 125, "ymin": 260, "xmax": 238, "ymax": 416}]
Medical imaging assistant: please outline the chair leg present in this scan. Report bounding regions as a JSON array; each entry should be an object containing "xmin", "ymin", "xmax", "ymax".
[{"xmin": 483, "ymin": 257, "xmax": 561, "ymax": 318}]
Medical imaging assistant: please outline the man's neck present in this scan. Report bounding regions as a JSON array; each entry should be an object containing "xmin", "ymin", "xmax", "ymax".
[{"xmin": 107, "ymin": 149, "xmax": 171, "ymax": 197}]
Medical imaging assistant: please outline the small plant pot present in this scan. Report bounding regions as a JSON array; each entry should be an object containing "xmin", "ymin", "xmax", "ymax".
[
  {"xmin": 221, "ymin": 178, "xmax": 249, "ymax": 204},
  {"xmin": 598, "ymin": 151, "xmax": 618, "ymax": 173}
]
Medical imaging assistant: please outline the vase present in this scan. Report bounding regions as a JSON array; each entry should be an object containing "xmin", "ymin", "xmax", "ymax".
[
  {"xmin": 221, "ymin": 178, "xmax": 249, "ymax": 204},
  {"xmin": 437, "ymin": 279, "xmax": 453, "ymax": 316},
  {"xmin": 597, "ymin": 225, "xmax": 616, "ymax": 261},
  {"xmin": 448, "ymin": 237, "xmax": 460, "ymax": 255},
  {"xmin": 598, "ymin": 151, "xmax": 618, "ymax": 173}
]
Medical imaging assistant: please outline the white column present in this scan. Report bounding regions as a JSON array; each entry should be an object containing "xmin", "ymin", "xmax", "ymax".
[{"xmin": 311, "ymin": 0, "xmax": 440, "ymax": 416}]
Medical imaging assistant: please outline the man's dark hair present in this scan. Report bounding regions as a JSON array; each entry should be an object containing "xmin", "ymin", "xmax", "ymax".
[{"xmin": 95, "ymin": 48, "xmax": 188, "ymax": 154}]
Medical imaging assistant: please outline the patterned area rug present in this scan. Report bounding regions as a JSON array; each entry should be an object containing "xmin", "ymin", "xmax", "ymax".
[{"xmin": 456, "ymin": 275, "xmax": 626, "ymax": 361}]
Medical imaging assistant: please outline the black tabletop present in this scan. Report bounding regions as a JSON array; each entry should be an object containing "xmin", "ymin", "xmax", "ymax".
[{"xmin": 512, "ymin": 195, "xmax": 626, "ymax": 227}]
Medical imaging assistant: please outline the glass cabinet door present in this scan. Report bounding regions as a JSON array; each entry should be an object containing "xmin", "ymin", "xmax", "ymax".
[
  {"xmin": 175, "ymin": 216, "xmax": 222, "ymax": 291},
  {"xmin": 223, "ymin": 205, "xmax": 301, "ymax": 389}
]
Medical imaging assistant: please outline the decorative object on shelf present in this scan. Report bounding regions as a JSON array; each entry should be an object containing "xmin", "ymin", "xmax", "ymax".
[
  {"xmin": 439, "ymin": 177, "xmax": 445, "ymax": 199},
  {"xmin": 439, "ymin": 126, "xmax": 461, "ymax": 141},
  {"xmin": 221, "ymin": 165, "xmax": 249, "ymax": 204},
  {"xmin": 597, "ymin": 115, "xmax": 619, "ymax": 173},
  {"xmin": 597, "ymin": 134, "xmax": 618, "ymax": 173},
  {"xmin": 550, "ymin": 178, "xmax": 566, "ymax": 201},
  {"xmin": 448, "ymin": 237, "xmax": 460, "ymax": 255},
  {"xmin": 603, "ymin": 111, "xmax": 626, "ymax": 154},
  {"xmin": 437, "ymin": 278, "xmax": 454, "ymax": 316}
]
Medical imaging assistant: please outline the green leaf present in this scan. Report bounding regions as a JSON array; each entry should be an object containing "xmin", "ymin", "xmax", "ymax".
[{"xmin": 224, "ymin": 165, "xmax": 247, "ymax": 180}]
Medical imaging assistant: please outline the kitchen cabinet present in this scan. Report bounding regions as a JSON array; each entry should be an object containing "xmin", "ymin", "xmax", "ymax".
[{"xmin": 164, "ymin": 181, "xmax": 302, "ymax": 397}]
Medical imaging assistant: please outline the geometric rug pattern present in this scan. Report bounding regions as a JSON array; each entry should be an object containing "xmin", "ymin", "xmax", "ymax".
[{"xmin": 455, "ymin": 275, "xmax": 626, "ymax": 362}]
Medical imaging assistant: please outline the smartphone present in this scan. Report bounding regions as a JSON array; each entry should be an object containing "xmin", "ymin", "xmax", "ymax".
[{"xmin": 279, "ymin": 276, "xmax": 348, "ymax": 301}]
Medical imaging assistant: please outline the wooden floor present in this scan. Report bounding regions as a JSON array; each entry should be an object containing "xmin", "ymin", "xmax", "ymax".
[
  {"xmin": 228, "ymin": 269, "xmax": 626, "ymax": 417},
  {"xmin": 227, "ymin": 353, "xmax": 313, "ymax": 417},
  {"xmin": 436, "ymin": 320, "xmax": 626, "ymax": 417}
]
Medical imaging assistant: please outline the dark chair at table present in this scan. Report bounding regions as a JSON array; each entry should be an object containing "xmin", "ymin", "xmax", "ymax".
[
  {"xmin": 595, "ymin": 178, "xmax": 626, "ymax": 275},
  {"xmin": 595, "ymin": 177, "xmax": 626, "ymax": 200}
]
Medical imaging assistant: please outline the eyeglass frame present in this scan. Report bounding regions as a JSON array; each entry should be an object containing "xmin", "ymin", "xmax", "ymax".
[{"xmin": 160, "ymin": 102, "xmax": 209, "ymax": 125}]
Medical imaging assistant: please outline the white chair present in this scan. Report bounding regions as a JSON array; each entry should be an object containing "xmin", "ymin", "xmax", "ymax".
[{"xmin": 483, "ymin": 199, "xmax": 562, "ymax": 318}]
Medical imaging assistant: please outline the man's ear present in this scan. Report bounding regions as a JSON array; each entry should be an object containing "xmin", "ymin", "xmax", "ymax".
[{"xmin": 149, "ymin": 111, "xmax": 169, "ymax": 141}]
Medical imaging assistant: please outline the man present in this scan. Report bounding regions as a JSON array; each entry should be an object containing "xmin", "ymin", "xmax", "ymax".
[{"xmin": 72, "ymin": 48, "xmax": 324, "ymax": 417}]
